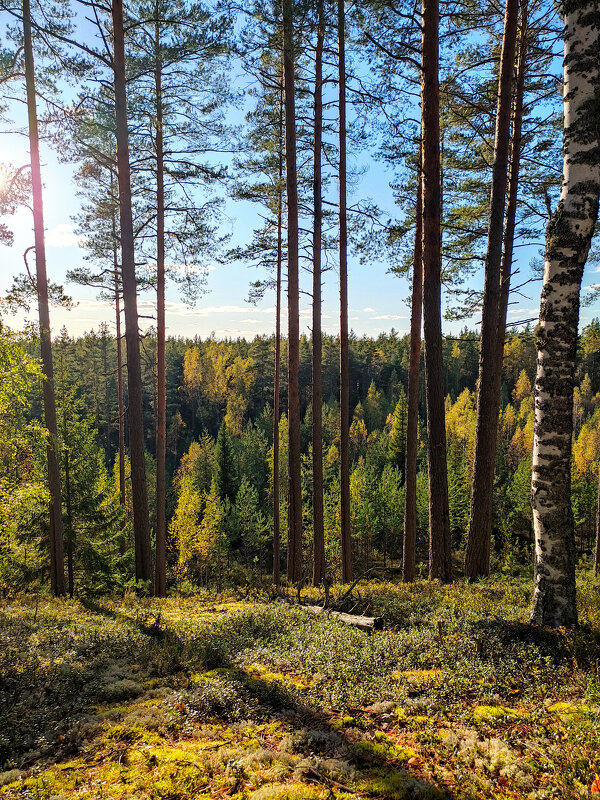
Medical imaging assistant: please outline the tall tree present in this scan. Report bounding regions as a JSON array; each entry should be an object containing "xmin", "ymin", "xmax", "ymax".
[
  {"xmin": 22, "ymin": 0, "xmax": 65, "ymax": 596},
  {"xmin": 312, "ymin": 0, "xmax": 326, "ymax": 587},
  {"xmin": 111, "ymin": 0, "xmax": 153, "ymax": 588},
  {"xmin": 403, "ymin": 151, "xmax": 422, "ymax": 583},
  {"xmin": 595, "ymin": 466, "xmax": 600, "ymax": 577},
  {"xmin": 129, "ymin": 0, "xmax": 230, "ymax": 594},
  {"xmin": 273, "ymin": 90, "xmax": 283, "ymax": 587},
  {"xmin": 153, "ymin": 4, "xmax": 167, "ymax": 597},
  {"xmin": 465, "ymin": 0, "xmax": 519, "ymax": 579},
  {"xmin": 283, "ymin": 0, "xmax": 302, "ymax": 583},
  {"xmin": 530, "ymin": 0, "xmax": 599, "ymax": 627},
  {"xmin": 338, "ymin": 0, "xmax": 352, "ymax": 583},
  {"xmin": 421, "ymin": 0, "xmax": 452, "ymax": 582}
]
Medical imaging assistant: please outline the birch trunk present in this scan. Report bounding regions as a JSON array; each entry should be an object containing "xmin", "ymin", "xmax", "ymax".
[{"xmin": 530, "ymin": 0, "xmax": 600, "ymax": 627}]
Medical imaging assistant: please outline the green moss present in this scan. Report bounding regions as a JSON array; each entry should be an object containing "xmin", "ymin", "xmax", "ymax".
[
  {"xmin": 352, "ymin": 737, "xmax": 416, "ymax": 763},
  {"xmin": 330, "ymin": 715, "xmax": 355, "ymax": 730},
  {"xmin": 362, "ymin": 769, "xmax": 419, "ymax": 799},
  {"xmin": 248, "ymin": 784, "xmax": 325, "ymax": 799},
  {"xmin": 548, "ymin": 702, "xmax": 591, "ymax": 723},
  {"xmin": 472, "ymin": 705, "xmax": 526, "ymax": 725}
]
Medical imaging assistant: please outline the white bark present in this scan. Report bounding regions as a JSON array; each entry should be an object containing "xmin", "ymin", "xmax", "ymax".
[{"xmin": 531, "ymin": 0, "xmax": 600, "ymax": 627}]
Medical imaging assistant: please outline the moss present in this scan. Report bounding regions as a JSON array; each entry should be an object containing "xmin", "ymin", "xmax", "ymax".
[
  {"xmin": 248, "ymin": 784, "xmax": 324, "ymax": 799},
  {"xmin": 244, "ymin": 663, "xmax": 308, "ymax": 690},
  {"xmin": 401, "ymin": 669, "xmax": 443, "ymax": 683},
  {"xmin": 330, "ymin": 715, "xmax": 355, "ymax": 730},
  {"xmin": 352, "ymin": 737, "xmax": 417, "ymax": 763},
  {"xmin": 548, "ymin": 701, "xmax": 591, "ymax": 722},
  {"xmin": 362, "ymin": 768, "xmax": 441, "ymax": 799},
  {"xmin": 0, "ymin": 772, "xmax": 20, "ymax": 788},
  {"xmin": 472, "ymin": 705, "xmax": 526, "ymax": 724}
]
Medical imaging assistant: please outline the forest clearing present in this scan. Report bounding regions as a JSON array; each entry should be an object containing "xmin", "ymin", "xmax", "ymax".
[
  {"xmin": 1, "ymin": 0, "xmax": 600, "ymax": 793},
  {"xmin": 1, "ymin": 577, "xmax": 600, "ymax": 800}
]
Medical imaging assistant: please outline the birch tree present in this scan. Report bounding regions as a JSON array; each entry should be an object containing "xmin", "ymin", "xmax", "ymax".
[{"xmin": 530, "ymin": 0, "xmax": 600, "ymax": 627}]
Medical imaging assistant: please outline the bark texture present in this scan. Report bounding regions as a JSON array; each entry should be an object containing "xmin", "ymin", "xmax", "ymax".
[
  {"xmin": 312, "ymin": 0, "xmax": 326, "ymax": 586},
  {"xmin": 112, "ymin": 0, "xmax": 153, "ymax": 587},
  {"xmin": 465, "ymin": 0, "xmax": 519, "ymax": 579},
  {"xmin": 273, "ymin": 84, "xmax": 284, "ymax": 588},
  {"xmin": 595, "ymin": 465, "xmax": 600, "ymax": 576},
  {"xmin": 283, "ymin": 0, "xmax": 302, "ymax": 583},
  {"xmin": 403, "ymin": 153, "xmax": 423, "ymax": 584},
  {"xmin": 23, "ymin": 0, "xmax": 66, "ymax": 596},
  {"xmin": 530, "ymin": 0, "xmax": 600, "ymax": 627},
  {"xmin": 154, "ymin": 15, "xmax": 167, "ymax": 598},
  {"xmin": 339, "ymin": 0, "xmax": 352, "ymax": 583},
  {"xmin": 421, "ymin": 0, "xmax": 452, "ymax": 582}
]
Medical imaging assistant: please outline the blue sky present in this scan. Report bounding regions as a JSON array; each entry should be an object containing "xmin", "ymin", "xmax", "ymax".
[
  {"xmin": 1, "ymin": 5, "xmax": 599, "ymax": 342},
  {"xmin": 1, "ymin": 114, "xmax": 418, "ymax": 340}
]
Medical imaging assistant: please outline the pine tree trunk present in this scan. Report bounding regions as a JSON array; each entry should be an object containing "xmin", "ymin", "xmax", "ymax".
[
  {"xmin": 465, "ymin": 0, "xmax": 519, "ymax": 579},
  {"xmin": 112, "ymin": 0, "xmax": 153, "ymax": 588},
  {"xmin": 154, "ymin": 14, "xmax": 167, "ymax": 598},
  {"xmin": 421, "ymin": 0, "xmax": 452, "ymax": 583},
  {"xmin": 492, "ymin": 1, "xmax": 528, "ymax": 486},
  {"xmin": 594, "ymin": 465, "xmax": 600, "ymax": 577},
  {"xmin": 339, "ymin": 0, "xmax": 352, "ymax": 584},
  {"xmin": 273, "ymin": 85, "xmax": 284, "ymax": 588},
  {"xmin": 530, "ymin": 0, "xmax": 599, "ymax": 627},
  {"xmin": 23, "ymin": 0, "xmax": 65, "ymax": 597},
  {"xmin": 112, "ymin": 203, "xmax": 127, "ymax": 527},
  {"xmin": 312, "ymin": 0, "xmax": 326, "ymax": 587},
  {"xmin": 403, "ymin": 151, "xmax": 423, "ymax": 583},
  {"xmin": 283, "ymin": 0, "xmax": 302, "ymax": 584},
  {"xmin": 63, "ymin": 425, "xmax": 74, "ymax": 598}
]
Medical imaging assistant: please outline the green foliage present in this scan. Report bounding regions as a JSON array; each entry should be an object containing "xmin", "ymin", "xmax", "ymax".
[
  {"xmin": 388, "ymin": 386, "xmax": 407, "ymax": 475},
  {"xmin": 2, "ymin": 577, "xmax": 599, "ymax": 798},
  {"xmin": 214, "ymin": 421, "xmax": 238, "ymax": 504}
]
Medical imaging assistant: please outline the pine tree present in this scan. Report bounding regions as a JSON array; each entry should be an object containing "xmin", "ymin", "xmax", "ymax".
[
  {"xmin": 389, "ymin": 386, "xmax": 408, "ymax": 476},
  {"xmin": 22, "ymin": 0, "xmax": 65, "ymax": 595},
  {"xmin": 111, "ymin": 0, "xmax": 153, "ymax": 589},
  {"xmin": 215, "ymin": 421, "xmax": 237, "ymax": 505},
  {"xmin": 465, "ymin": 0, "xmax": 519, "ymax": 580},
  {"xmin": 283, "ymin": 0, "xmax": 302, "ymax": 584},
  {"xmin": 421, "ymin": 0, "xmax": 452, "ymax": 582}
]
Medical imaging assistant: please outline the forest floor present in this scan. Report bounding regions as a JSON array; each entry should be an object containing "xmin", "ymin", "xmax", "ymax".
[{"xmin": 1, "ymin": 576, "xmax": 600, "ymax": 800}]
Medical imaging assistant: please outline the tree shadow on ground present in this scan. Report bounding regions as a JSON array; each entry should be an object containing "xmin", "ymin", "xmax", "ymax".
[{"xmin": 0, "ymin": 599, "xmax": 474, "ymax": 798}]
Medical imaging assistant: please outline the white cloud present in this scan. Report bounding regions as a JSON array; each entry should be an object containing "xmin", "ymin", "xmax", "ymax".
[
  {"xmin": 363, "ymin": 306, "xmax": 374, "ymax": 312},
  {"xmin": 46, "ymin": 224, "xmax": 82, "ymax": 248},
  {"xmin": 166, "ymin": 262, "xmax": 216, "ymax": 275},
  {"xmin": 163, "ymin": 302, "xmax": 275, "ymax": 317},
  {"xmin": 507, "ymin": 308, "xmax": 538, "ymax": 316},
  {"xmin": 370, "ymin": 314, "xmax": 407, "ymax": 321},
  {"xmin": 74, "ymin": 299, "xmax": 114, "ymax": 311}
]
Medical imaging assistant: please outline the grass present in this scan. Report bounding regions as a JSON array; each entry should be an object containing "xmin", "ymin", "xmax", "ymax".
[{"xmin": 0, "ymin": 574, "xmax": 599, "ymax": 799}]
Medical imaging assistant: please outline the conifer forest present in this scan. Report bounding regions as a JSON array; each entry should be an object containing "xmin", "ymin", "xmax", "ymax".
[{"xmin": 0, "ymin": 0, "xmax": 599, "ymax": 797}]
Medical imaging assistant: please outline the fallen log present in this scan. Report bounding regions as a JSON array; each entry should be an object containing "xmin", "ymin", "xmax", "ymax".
[{"xmin": 302, "ymin": 605, "xmax": 384, "ymax": 631}]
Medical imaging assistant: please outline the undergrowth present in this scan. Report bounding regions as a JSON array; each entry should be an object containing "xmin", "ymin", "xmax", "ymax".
[{"xmin": 0, "ymin": 574, "xmax": 599, "ymax": 799}]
